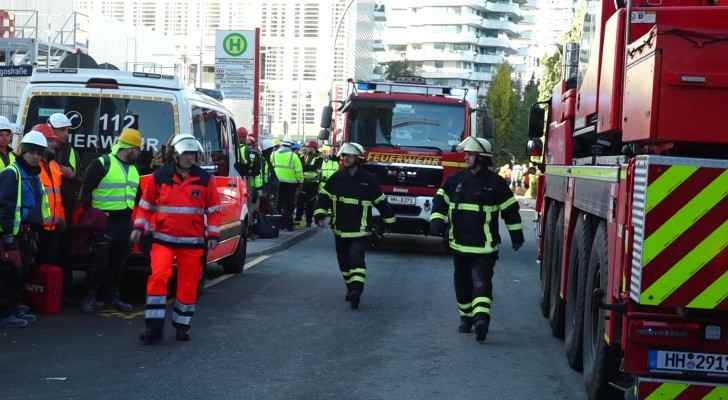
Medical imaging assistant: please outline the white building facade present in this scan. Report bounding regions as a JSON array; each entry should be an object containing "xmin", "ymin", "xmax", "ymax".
[{"xmin": 380, "ymin": 0, "xmax": 524, "ymax": 96}]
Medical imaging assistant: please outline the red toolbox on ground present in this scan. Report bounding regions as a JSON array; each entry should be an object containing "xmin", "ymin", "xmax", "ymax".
[{"xmin": 25, "ymin": 264, "xmax": 63, "ymax": 314}]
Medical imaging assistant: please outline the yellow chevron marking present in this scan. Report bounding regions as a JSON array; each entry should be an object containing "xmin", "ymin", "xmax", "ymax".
[
  {"xmin": 646, "ymin": 165, "xmax": 698, "ymax": 213},
  {"xmin": 703, "ymin": 386, "xmax": 728, "ymax": 400},
  {"xmin": 641, "ymin": 220, "xmax": 728, "ymax": 306},
  {"xmin": 643, "ymin": 170, "xmax": 728, "ymax": 266},
  {"xmin": 688, "ymin": 268, "xmax": 728, "ymax": 309},
  {"xmin": 644, "ymin": 382, "xmax": 689, "ymax": 400}
]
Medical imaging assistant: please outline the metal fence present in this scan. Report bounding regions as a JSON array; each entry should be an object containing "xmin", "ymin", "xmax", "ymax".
[{"xmin": 0, "ymin": 96, "xmax": 19, "ymax": 120}]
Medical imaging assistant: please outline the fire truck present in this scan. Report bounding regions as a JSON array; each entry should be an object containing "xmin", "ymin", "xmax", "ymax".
[
  {"xmin": 529, "ymin": 1, "xmax": 728, "ymax": 398},
  {"xmin": 319, "ymin": 79, "xmax": 483, "ymax": 238}
]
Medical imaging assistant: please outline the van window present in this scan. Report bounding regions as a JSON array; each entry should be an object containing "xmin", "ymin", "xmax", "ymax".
[
  {"xmin": 191, "ymin": 106, "xmax": 229, "ymax": 176},
  {"xmin": 24, "ymin": 95, "xmax": 175, "ymax": 175}
]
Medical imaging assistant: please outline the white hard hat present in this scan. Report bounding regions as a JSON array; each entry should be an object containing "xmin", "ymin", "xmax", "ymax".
[
  {"xmin": 48, "ymin": 113, "xmax": 72, "ymax": 128},
  {"xmin": 337, "ymin": 142, "xmax": 365, "ymax": 158},
  {"xmin": 171, "ymin": 133, "xmax": 204, "ymax": 154},
  {"xmin": 0, "ymin": 116, "xmax": 13, "ymax": 132},
  {"xmin": 20, "ymin": 130, "xmax": 49, "ymax": 149},
  {"xmin": 457, "ymin": 137, "xmax": 493, "ymax": 157},
  {"xmin": 281, "ymin": 140, "xmax": 294, "ymax": 147}
]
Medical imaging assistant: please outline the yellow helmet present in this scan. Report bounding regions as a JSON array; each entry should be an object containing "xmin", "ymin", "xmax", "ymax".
[
  {"xmin": 337, "ymin": 142, "xmax": 365, "ymax": 158},
  {"xmin": 457, "ymin": 137, "xmax": 492, "ymax": 157},
  {"xmin": 272, "ymin": 138, "xmax": 282, "ymax": 146},
  {"xmin": 118, "ymin": 128, "xmax": 143, "ymax": 149}
]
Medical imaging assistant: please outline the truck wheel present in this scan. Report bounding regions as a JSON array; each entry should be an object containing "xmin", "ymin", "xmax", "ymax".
[
  {"xmin": 540, "ymin": 201, "xmax": 560, "ymax": 317},
  {"xmin": 564, "ymin": 214, "xmax": 594, "ymax": 371},
  {"xmin": 582, "ymin": 221, "xmax": 620, "ymax": 400},
  {"xmin": 548, "ymin": 207, "xmax": 565, "ymax": 338},
  {"xmin": 222, "ymin": 221, "xmax": 248, "ymax": 274}
]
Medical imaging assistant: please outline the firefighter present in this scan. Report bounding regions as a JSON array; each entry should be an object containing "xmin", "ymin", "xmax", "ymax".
[
  {"xmin": 271, "ymin": 140, "xmax": 303, "ymax": 231},
  {"xmin": 430, "ymin": 137, "xmax": 524, "ymax": 343},
  {"xmin": 295, "ymin": 140, "xmax": 323, "ymax": 228},
  {"xmin": 0, "ymin": 130, "xmax": 52, "ymax": 328},
  {"xmin": 78, "ymin": 128, "xmax": 143, "ymax": 313},
  {"xmin": 0, "ymin": 116, "xmax": 16, "ymax": 169},
  {"xmin": 237, "ymin": 127, "xmax": 260, "ymax": 177},
  {"xmin": 34, "ymin": 124, "xmax": 66, "ymax": 266},
  {"xmin": 319, "ymin": 145, "xmax": 339, "ymax": 188},
  {"xmin": 132, "ymin": 133, "xmax": 221, "ymax": 344},
  {"xmin": 314, "ymin": 142, "xmax": 395, "ymax": 309}
]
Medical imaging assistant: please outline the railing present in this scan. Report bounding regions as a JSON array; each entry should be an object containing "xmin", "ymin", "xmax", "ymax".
[
  {"xmin": 0, "ymin": 96, "xmax": 20, "ymax": 120},
  {"xmin": 9, "ymin": 10, "xmax": 38, "ymax": 41}
]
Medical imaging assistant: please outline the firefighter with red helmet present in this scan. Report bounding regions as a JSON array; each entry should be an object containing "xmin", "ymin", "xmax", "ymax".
[
  {"xmin": 237, "ymin": 127, "xmax": 260, "ymax": 177},
  {"xmin": 430, "ymin": 137, "xmax": 524, "ymax": 343},
  {"xmin": 132, "ymin": 133, "xmax": 222, "ymax": 344},
  {"xmin": 295, "ymin": 140, "xmax": 323, "ymax": 228}
]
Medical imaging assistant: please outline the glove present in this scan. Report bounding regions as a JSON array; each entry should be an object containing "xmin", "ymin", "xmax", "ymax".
[
  {"xmin": 512, "ymin": 240, "xmax": 524, "ymax": 252},
  {"xmin": 430, "ymin": 219, "xmax": 446, "ymax": 236},
  {"xmin": 208, "ymin": 239, "xmax": 219, "ymax": 250},
  {"xmin": 130, "ymin": 229, "xmax": 144, "ymax": 244}
]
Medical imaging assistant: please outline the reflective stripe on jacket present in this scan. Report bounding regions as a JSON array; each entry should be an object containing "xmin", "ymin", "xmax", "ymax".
[
  {"xmin": 272, "ymin": 149, "xmax": 303, "ymax": 184},
  {"xmin": 431, "ymin": 169, "xmax": 523, "ymax": 254},
  {"xmin": 91, "ymin": 155, "xmax": 140, "ymax": 211},
  {"xmin": 302, "ymin": 153, "xmax": 323, "ymax": 182},
  {"xmin": 134, "ymin": 163, "xmax": 222, "ymax": 249},
  {"xmin": 0, "ymin": 150, "xmax": 15, "ymax": 170},
  {"xmin": 314, "ymin": 168, "xmax": 395, "ymax": 238},
  {"xmin": 40, "ymin": 160, "xmax": 65, "ymax": 230},
  {"xmin": 4, "ymin": 164, "xmax": 52, "ymax": 235}
]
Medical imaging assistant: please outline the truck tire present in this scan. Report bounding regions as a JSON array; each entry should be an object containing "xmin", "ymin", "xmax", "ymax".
[
  {"xmin": 222, "ymin": 221, "xmax": 248, "ymax": 274},
  {"xmin": 548, "ymin": 207, "xmax": 565, "ymax": 338},
  {"xmin": 540, "ymin": 201, "xmax": 560, "ymax": 317},
  {"xmin": 582, "ymin": 221, "xmax": 620, "ymax": 400},
  {"xmin": 564, "ymin": 213, "xmax": 594, "ymax": 371}
]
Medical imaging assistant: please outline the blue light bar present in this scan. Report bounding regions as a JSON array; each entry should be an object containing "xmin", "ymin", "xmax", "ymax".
[{"xmin": 357, "ymin": 82, "xmax": 374, "ymax": 91}]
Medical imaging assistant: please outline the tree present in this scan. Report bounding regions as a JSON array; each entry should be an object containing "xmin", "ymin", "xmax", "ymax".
[
  {"xmin": 486, "ymin": 63, "xmax": 515, "ymax": 166},
  {"xmin": 538, "ymin": 51, "xmax": 562, "ymax": 101},
  {"xmin": 514, "ymin": 77, "xmax": 539, "ymax": 161},
  {"xmin": 381, "ymin": 61, "xmax": 415, "ymax": 81}
]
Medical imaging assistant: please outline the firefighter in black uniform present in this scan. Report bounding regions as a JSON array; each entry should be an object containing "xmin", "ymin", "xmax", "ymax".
[
  {"xmin": 314, "ymin": 142, "xmax": 395, "ymax": 309},
  {"xmin": 295, "ymin": 140, "xmax": 324, "ymax": 228},
  {"xmin": 430, "ymin": 137, "xmax": 524, "ymax": 342}
]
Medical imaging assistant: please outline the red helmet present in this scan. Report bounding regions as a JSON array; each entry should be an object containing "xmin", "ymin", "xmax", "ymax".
[
  {"xmin": 33, "ymin": 123, "xmax": 59, "ymax": 142},
  {"xmin": 304, "ymin": 140, "xmax": 318, "ymax": 150},
  {"xmin": 237, "ymin": 127, "xmax": 249, "ymax": 140}
]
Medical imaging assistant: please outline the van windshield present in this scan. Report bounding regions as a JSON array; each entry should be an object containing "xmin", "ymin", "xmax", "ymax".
[{"xmin": 23, "ymin": 95, "xmax": 175, "ymax": 174}]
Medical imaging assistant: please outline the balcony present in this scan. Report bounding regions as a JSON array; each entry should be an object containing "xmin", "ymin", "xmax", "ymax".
[
  {"xmin": 373, "ymin": 5, "xmax": 386, "ymax": 22},
  {"xmin": 478, "ymin": 36, "xmax": 514, "ymax": 49},
  {"xmin": 482, "ymin": 18, "xmax": 519, "ymax": 34},
  {"xmin": 420, "ymin": 69, "xmax": 493, "ymax": 82},
  {"xmin": 408, "ymin": 32, "xmax": 481, "ymax": 45},
  {"xmin": 484, "ymin": 2, "xmax": 521, "ymax": 15},
  {"xmin": 410, "ymin": 13, "xmax": 485, "ymax": 27},
  {"xmin": 372, "ymin": 39, "xmax": 386, "ymax": 52}
]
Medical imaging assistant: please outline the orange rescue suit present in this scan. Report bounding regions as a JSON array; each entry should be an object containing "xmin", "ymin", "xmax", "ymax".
[
  {"xmin": 39, "ymin": 159, "xmax": 65, "ymax": 231},
  {"xmin": 134, "ymin": 163, "xmax": 222, "ymax": 329}
]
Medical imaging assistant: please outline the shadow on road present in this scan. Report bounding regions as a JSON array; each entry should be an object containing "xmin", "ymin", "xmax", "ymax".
[{"xmin": 371, "ymin": 234, "xmax": 449, "ymax": 256}]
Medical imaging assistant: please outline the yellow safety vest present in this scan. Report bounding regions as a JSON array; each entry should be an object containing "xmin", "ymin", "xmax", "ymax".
[
  {"xmin": 91, "ymin": 155, "xmax": 140, "ymax": 211},
  {"xmin": 272, "ymin": 149, "xmax": 303, "ymax": 184}
]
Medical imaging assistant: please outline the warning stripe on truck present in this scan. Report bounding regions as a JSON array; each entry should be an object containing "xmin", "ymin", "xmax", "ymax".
[
  {"xmin": 631, "ymin": 156, "xmax": 728, "ymax": 310},
  {"xmin": 637, "ymin": 378, "xmax": 728, "ymax": 400}
]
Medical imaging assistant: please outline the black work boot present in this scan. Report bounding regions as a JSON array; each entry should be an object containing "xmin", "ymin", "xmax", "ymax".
[
  {"xmin": 345, "ymin": 288, "xmax": 355, "ymax": 302},
  {"xmin": 175, "ymin": 325, "xmax": 191, "ymax": 341},
  {"xmin": 474, "ymin": 317, "xmax": 490, "ymax": 343},
  {"xmin": 458, "ymin": 317, "xmax": 473, "ymax": 334},
  {"xmin": 139, "ymin": 321, "xmax": 163, "ymax": 345},
  {"xmin": 111, "ymin": 289, "xmax": 133, "ymax": 313},
  {"xmin": 349, "ymin": 291, "xmax": 361, "ymax": 310}
]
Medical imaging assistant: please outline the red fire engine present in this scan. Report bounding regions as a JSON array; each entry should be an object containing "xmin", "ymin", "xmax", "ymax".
[
  {"xmin": 320, "ymin": 79, "xmax": 484, "ymax": 238},
  {"xmin": 529, "ymin": 1, "xmax": 728, "ymax": 398}
]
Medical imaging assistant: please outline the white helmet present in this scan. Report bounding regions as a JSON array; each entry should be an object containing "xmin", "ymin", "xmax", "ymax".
[
  {"xmin": 0, "ymin": 116, "xmax": 13, "ymax": 132},
  {"xmin": 171, "ymin": 133, "xmax": 204, "ymax": 155},
  {"xmin": 20, "ymin": 130, "xmax": 49, "ymax": 150},
  {"xmin": 337, "ymin": 142, "xmax": 365, "ymax": 158},
  {"xmin": 457, "ymin": 137, "xmax": 493, "ymax": 157},
  {"xmin": 48, "ymin": 113, "xmax": 72, "ymax": 129},
  {"xmin": 281, "ymin": 140, "xmax": 294, "ymax": 148}
]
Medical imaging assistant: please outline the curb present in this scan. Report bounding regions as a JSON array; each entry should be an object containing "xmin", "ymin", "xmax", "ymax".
[{"xmin": 246, "ymin": 228, "xmax": 319, "ymax": 259}]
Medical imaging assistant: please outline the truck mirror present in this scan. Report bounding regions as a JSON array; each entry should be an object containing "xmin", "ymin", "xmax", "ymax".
[
  {"xmin": 528, "ymin": 104, "xmax": 546, "ymax": 139},
  {"xmin": 320, "ymin": 105, "xmax": 333, "ymax": 129},
  {"xmin": 318, "ymin": 128, "xmax": 330, "ymax": 141},
  {"xmin": 528, "ymin": 138, "xmax": 544, "ymax": 158}
]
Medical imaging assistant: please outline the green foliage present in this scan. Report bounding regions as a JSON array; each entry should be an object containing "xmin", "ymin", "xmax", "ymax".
[
  {"xmin": 512, "ymin": 78, "xmax": 539, "ymax": 162},
  {"xmin": 486, "ymin": 63, "xmax": 516, "ymax": 165},
  {"xmin": 381, "ymin": 61, "xmax": 416, "ymax": 81},
  {"xmin": 538, "ymin": 51, "xmax": 562, "ymax": 101}
]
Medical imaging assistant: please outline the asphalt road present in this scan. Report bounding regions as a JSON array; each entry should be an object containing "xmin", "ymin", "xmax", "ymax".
[{"xmin": 1, "ymin": 210, "xmax": 586, "ymax": 400}]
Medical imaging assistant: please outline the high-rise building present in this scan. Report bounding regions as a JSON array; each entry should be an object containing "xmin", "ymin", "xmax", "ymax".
[
  {"xmin": 380, "ymin": 0, "xmax": 524, "ymax": 96},
  {"xmin": 74, "ymin": 0, "xmax": 383, "ymax": 138}
]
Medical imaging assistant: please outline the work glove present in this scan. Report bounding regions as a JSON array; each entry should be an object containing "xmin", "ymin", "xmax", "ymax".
[
  {"xmin": 512, "ymin": 240, "xmax": 524, "ymax": 252},
  {"xmin": 208, "ymin": 239, "xmax": 219, "ymax": 250},
  {"xmin": 130, "ymin": 229, "xmax": 144, "ymax": 244},
  {"xmin": 430, "ymin": 219, "xmax": 446, "ymax": 236}
]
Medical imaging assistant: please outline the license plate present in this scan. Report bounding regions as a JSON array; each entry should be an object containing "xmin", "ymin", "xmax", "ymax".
[
  {"xmin": 649, "ymin": 350, "xmax": 728, "ymax": 375},
  {"xmin": 387, "ymin": 195, "xmax": 416, "ymax": 206}
]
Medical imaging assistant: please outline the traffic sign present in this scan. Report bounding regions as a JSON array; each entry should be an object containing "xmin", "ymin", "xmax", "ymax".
[
  {"xmin": 0, "ymin": 64, "xmax": 32, "ymax": 77},
  {"xmin": 215, "ymin": 30, "xmax": 257, "ymax": 101}
]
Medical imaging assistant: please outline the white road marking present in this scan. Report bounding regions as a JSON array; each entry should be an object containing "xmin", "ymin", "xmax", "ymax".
[{"xmin": 204, "ymin": 255, "xmax": 270, "ymax": 288}]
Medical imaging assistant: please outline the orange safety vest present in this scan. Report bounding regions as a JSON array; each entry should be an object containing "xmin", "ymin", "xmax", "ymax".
[{"xmin": 40, "ymin": 159, "xmax": 65, "ymax": 231}]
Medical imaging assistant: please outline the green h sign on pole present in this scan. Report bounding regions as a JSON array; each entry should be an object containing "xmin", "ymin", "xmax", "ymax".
[{"xmin": 223, "ymin": 33, "xmax": 247, "ymax": 57}]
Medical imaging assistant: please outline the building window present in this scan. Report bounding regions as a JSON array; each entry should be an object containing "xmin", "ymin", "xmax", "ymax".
[{"xmin": 435, "ymin": 60, "xmax": 444, "ymax": 69}]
